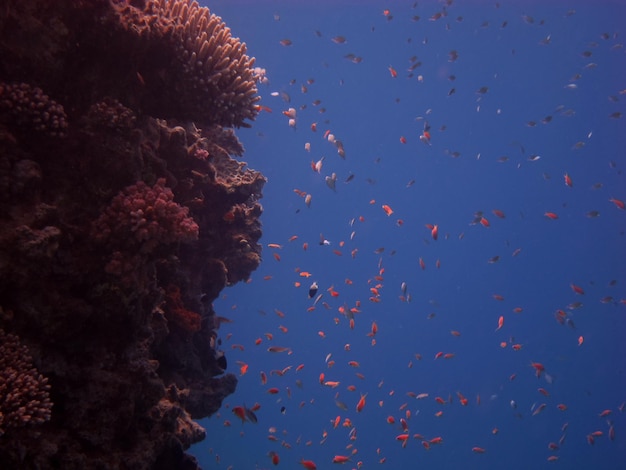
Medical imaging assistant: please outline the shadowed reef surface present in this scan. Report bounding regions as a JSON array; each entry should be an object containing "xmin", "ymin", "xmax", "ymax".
[{"xmin": 0, "ymin": 1, "xmax": 264, "ymax": 468}]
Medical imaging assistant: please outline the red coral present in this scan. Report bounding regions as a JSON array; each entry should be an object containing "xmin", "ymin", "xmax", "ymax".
[
  {"xmin": 93, "ymin": 178, "xmax": 199, "ymax": 254},
  {"xmin": 0, "ymin": 329, "xmax": 52, "ymax": 436},
  {"xmin": 0, "ymin": 82, "xmax": 68, "ymax": 137},
  {"xmin": 163, "ymin": 285, "xmax": 202, "ymax": 334}
]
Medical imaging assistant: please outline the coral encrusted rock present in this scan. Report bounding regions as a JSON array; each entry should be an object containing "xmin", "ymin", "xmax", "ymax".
[{"xmin": 0, "ymin": 1, "xmax": 265, "ymax": 468}]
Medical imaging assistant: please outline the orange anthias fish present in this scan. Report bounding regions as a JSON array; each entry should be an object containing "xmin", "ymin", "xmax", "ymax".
[
  {"xmin": 425, "ymin": 224, "xmax": 438, "ymax": 240},
  {"xmin": 300, "ymin": 459, "xmax": 317, "ymax": 469},
  {"xmin": 332, "ymin": 455, "xmax": 351, "ymax": 464},
  {"xmin": 232, "ymin": 406, "xmax": 247, "ymax": 423},
  {"xmin": 564, "ymin": 172, "xmax": 573, "ymax": 187},
  {"xmin": 356, "ymin": 393, "xmax": 367, "ymax": 412}
]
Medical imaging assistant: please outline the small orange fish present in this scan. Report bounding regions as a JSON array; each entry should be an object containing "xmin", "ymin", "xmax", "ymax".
[
  {"xmin": 300, "ymin": 459, "xmax": 317, "ymax": 470},
  {"xmin": 382, "ymin": 204, "xmax": 394, "ymax": 216},
  {"xmin": 496, "ymin": 315, "xmax": 504, "ymax": 331},
  {"xmin": 564, "ymin": 172, "xmax": 573, "ymax": 187},
  {"xmin": 332, "ymin": 455, "xmax": 351, "ymax": 464},
  {"xmin": 425, "ymin": 223, "xmax": 438, "ymax": 240},
  {"xmin": 396, "ymin": 433, "xmax": 410, "ymax": 448},
  {"xmin": 570, "ymin": 283, "xmax": 585, "ymax": 295},
  {"xmin": 472, "ymin": 446, "xmax": 486, "ymax": 454},
  {"xmin": 388, "ymin": 65, "xmax": 398, "ymax": 78},
  {"xmin": 544, "ymin": 211, "xmax": 559, "ymax": 220},
  {"xmin": 356, "ymin": 393, "xmax": 367, "ymax": 412},
  {"xmin": 531, "ymin": 362, "xmax": 545, "ymax": 377},
  {"xmin": 232, "ymin": 406, "xmax": 247, "ymax": 423},
  {"xmin": 609, "ymin": 197, "xmax": 625, "ymax": 210}
]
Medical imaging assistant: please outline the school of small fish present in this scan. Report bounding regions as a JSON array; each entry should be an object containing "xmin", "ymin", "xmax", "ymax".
[{"xmin": 203, "ymin": 2, "xmax": 624, "ymax": 468}]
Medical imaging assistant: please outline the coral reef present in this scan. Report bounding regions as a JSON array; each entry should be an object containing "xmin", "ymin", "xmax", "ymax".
[{"xmin": 0, "ymin": 1, "xmax": 264, "ymax": 468}]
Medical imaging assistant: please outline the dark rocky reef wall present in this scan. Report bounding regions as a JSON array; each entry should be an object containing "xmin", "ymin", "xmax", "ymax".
[{"xmin": 0, "ymin": 1, "xmax": 265, "ymax": 468}]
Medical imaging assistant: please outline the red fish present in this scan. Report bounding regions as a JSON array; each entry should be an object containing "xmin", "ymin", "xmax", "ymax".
[
  {"xmin": 232, "ymin": 406, "xmax": 247, "ymax": 423},
  {"xmin": 300, "ymin": 459, "xmax": 317, "ymax": 469},
  {"xmin": 425, "ymin": 224, "xmax": 438, "ymax": 240},
  {"xmin": 531, "ymin": 362, "xmax": 545, "ymax": 377},
  {"xmin": 564, "ymin": 173, "xmax": 573, "ymax": 187},
  {"xmin": 396, "ymin": 433, "xmax": 410, "ymax": 448},
  {"xmin": 356, "ymin": 393, "xmax": 367, "ymax": 412},
  {"xmin": 388, "ymin": 65, "xmax": 398, "ymax": 78},
  {"xmin": 570, "ymin": 283, "xmax": 585, "ymax": 295},
  {"xmin": 609, "ymin": 197, "xmax": 625, "ymax": 210},
  {"xmin": 382, "ymin": 204, "xmax": 394, "ymax": 216},
  {"xmin": 332, "ymin": 455, "xmax": 351, "ymax": 464}
]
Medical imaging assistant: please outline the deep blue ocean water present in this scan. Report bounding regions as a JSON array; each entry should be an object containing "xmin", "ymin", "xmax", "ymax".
[{"xmin": 190, "ymin": 1, "xmax": 625, "ymax": 468}]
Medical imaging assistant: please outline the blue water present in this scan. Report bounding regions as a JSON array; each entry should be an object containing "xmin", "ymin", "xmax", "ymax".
[{"xmin": 190, "ymin": 1, "xmax": 626, "ymax": 468}]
